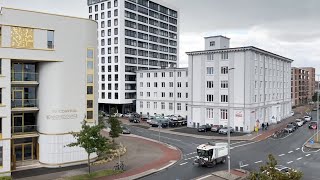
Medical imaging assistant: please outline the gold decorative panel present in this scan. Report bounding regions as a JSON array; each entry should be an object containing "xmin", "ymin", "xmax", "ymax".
[{"xmin": 11, "ymin": 27, "xmax": 34, "ymax": 48}]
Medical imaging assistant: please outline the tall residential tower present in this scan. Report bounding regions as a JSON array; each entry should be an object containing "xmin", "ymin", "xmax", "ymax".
[{"xmin": 87, "ymin": 0, "xmax": 179, "ymax": 113}]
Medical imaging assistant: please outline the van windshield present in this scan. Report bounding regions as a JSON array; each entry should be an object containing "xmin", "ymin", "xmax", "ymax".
[{"xmin": 197, "ymin": 149, "xmax": 213, "ymax": 157}]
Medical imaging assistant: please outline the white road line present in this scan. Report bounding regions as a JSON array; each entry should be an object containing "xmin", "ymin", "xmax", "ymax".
[
  {"xmin": 230, "ymin": 141, "xmax": 246, "ymax": 145},
  {"xmin": 240, "ymin": 164, "xmax": 249, "ymax": 168},
  {"xmin": 288, "ymin": 151, "xmax": 293, "ymax": 154},
  {"xmin": 296, "ymin": 148, "xmax": 300, "ymax": 150},
  {"xmin": 279, "ymin": 154, "xmax": 285, "ymax": 157},
  {"xmin": 296, "ymin": 157, "xmax": 303, "ymax": 160},
  {"xmin": 179, "ymin": 162, "xmax": 188, "ymax": 166},
  {"xmin": 185, "ymin": 152, "xmax": 196, "ymax": 156},
  {"xmin": 184, "ymin": 156, "xmax": 197, "ymax": 161},
  {"xmin": 231, "ymin": 141, "xmax": 257, "ymax": 149},
  {"xmin": 287, "ymin": 161, "xmax": 293, "ymax": 164},
  {"xmin": 197, "ymin": 175, "xmax": 212, "ymax": 180},
  {"xmin": 306, "ymin": 154, "xmax": 311, "ymax": 157},
  {"xmin": 254, "ymin": 160, "xmax": 263, "ymax": 164}
]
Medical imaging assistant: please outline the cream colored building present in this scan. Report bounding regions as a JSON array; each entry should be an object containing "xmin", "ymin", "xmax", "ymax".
[{"xmin": 0, "ymin": 7, "xmax": 98, "ymax": 175}]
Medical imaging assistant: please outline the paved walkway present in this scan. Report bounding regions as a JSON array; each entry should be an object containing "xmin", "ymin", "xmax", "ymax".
[{"xmin": 13, "ymin": 135, "xmax": 181, "ymax": 180}]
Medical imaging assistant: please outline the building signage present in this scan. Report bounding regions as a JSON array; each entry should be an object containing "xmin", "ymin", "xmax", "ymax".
[{"xmin": 46, "ymin": 109, "xmax": 78, "ymax": 120}]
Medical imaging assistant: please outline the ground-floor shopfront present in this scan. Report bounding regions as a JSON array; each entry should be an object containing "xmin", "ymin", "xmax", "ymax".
[{"xmin": 11, "ymin": 136, "xmax": 38, "ymax": 170}]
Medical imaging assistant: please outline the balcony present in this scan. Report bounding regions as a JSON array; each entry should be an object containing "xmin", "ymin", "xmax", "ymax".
[
  {"xmin": 11, "ymin": 72, "xmax": 39, "ymax": 86},
  {"xmin": 12, "ymin": 125, "xmax": 37, "ymax": 134},
  {"xmin": 11, "ymin": 99, "xmax": 39, "ymax": 112}
]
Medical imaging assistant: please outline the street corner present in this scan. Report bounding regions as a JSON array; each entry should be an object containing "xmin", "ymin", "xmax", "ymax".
[{"xmin": 196, "ymin": 169, "xmax": 250, "ymax": 180}]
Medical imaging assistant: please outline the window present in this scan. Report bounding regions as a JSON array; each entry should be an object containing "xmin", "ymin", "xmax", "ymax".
[
  {"xmin": 47, "ymin": 30, "xmax": 54, "ymax": 49},
  {"xmin": 154, "ymin": 82, "xmax": 158, "ymax": 87},
  {"xmin": 114, "ymin": 19, "xmax": 118, "ymax": 26},
  {"xmin": 210, "ymin": 41, "xmax": 215, "ymax": 46},
  {"xmin": 207, "ymin": 94, "xmax": 214, "ymax": 102},
  {"xmin": 108, "ymin": 1, "xmax": 111, "ymax": 8},
  {"xmin": 108, "ymin": 93, "xmax": 111, "ymax": 99},
  {"xmin": 101, "ymin": 12, "xmax": 105, "ymax": 19},
  {"xmin": 147, "ymin": 92, "xmax": 150, "ymax": 97},
  {"xmin": 147, "ymin": 82, "xmax": 150, "ymax": 87},
  {"xmin": 169, "ymin": 103, "xmax": 173, "ymax": 110},
  {"xmin": 95, "ymin": 14, "xmax": 98, "ymax": 20},
  {"xmin": 0, "ymin": 88, "xmax": 2, "ymax": 104},
  {"xmin": 162, "ymin": 82, "xmax": 165, "ymax": 87},
  {"xmin": 221, "ymin": 81, "xmax": 228, "ymax": 88},
  {"xmin": 115, "ymin": 93, "xmax": 118, "ymax": 99},
  {"xmin": 140, "ymin": 73, "xmax": 143, "ymax": 78},
  {"xmin": 186, "ymin": 82, "xmax": 188, "ymax": 87},
  {"xmin": 0, "ymin": 146, "xmax": 3, "ymax": 166},
  {"xmin": 177, "ymin": 103, "xmax": 181, "ymax": 111},
  {"xmin": 177, "ymin": 72, "xmax": 181, "ymax": 77},
  {"xmin": 169, "ymin": 72, "xmax": 173, "ymax": 77},
  {"xmin": 207, "ymin": 54, "xmax": 214, "ymax": 60},
  {"xmin": 221, "ymin": 52, "xmax": 228, "ymax": 59},
  {"xmin": 177, "ymin": 92, "xmax": 181, "ymax": 98},
  {"xmin": 161, "ymin": 102, "xmax": 165, "ymax": 109},
  {"xmin": 186, "ymin": 93, "xmax": 188, "ymax": 98},
  {"xmin": 140, "ymin": 101, "xmax": 143, "ymax": 108},
  {"xmin": 108, "ymin": 84, "xmax": 112, "ymax": 90},
  {"xmin": 95, "ymin": 5, "xmax": 98, "ymax": 11},
  {"xmin": 87, "ymin": 74, "xmax": 93, "ymax": 83},
  {"xmin": 89, "ymin": 6, "xmax": 92, "ymax": 13},
  {"xmin": 207, "ymin": 67, "xmax": 214, "ymax": 75},
  {"xmin": 154, "ymin": 102, "xmax": 157, "ymax": 109},
  {"xmin": 147, "ymin": 73, "xmax": 150, "ymax": 78},
  {"xmin": 147, "ymin": 102, "xmax": 150, "ymax": 108},
  {"xmin": 114, "ymin": 0, "xmax": 118, "ymax": 7},
  {"xmin": 101, "ymin": 92, "xmax": 105, "ymax": 99},
  {"xmin": 220, "ymin": 109, "xmax": 228, "ymax": 120},
  {"xmin": 169, "ymin": 92, "xmax": 173, "ymax": 97},
  {"xmin": 162, "ymin": 72, "xmax": 165, "ymax": 77},
  {"xmin": 186, "ymin": 104, "xmax": 188, "ymax": 111},
  {"xmin": 207, "ymin": 81, "xmax": 214, "ymax": 89},
  {"xmin": 87, "ymin": 111, "xmax": 93, "ymax": 119},
  {"xmin": 154, "ymin": 72, "xmax": 157, "ymax": 77},
  {"xmin": 87, "ymin": 86, "xmax": 93, "ymax": 94},
  {"xmin": 221, "ymin": 66, "xmax": 228, "ymax": 74},
  {"xmin": 114, "ymin": 28, "xmax": 118, "ymax": 35},
  {"xmin": 162, "ymin": 92, "xmax": 165, "ymax": 97},
  {"xmin": 114, "ymin": 9, "xmax": 118, "ymax": 16},
  {"xmin": 207, "ymin": 108, "xmax": 214, "ymax": 119},
  {"xmin": 101, "ymin": 3, "xmax": 105, "ymax": 10},
  {"xmin": 221, "ymin": 95, "xmax": 228, "ymax": 102},
  {"xmin": 169, "ymin": 82, "xmax": 173, "ymax": 87}
]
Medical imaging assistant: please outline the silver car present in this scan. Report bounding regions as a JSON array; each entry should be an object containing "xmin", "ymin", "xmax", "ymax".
[{"xmin": 218, "ymin": 126, "xmax": 235, "ymax": 134}]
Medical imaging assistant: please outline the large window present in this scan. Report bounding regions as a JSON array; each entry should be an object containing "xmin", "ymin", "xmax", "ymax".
[
  {"xmin": 221, "ymin": 81, "xmax": 228, "ymax": 88},
  {"xmin": 207, "ymin": 81, "xmax": 214, "ymax": 89},
  {"xmin": 207, "ymin": 94, "xmax": 214, "ymax": 102},
  {"xmin": 207, "ymin": 67, "xmax": 214, "ymax": 75},
  {"xmin": 221, "ymin": 66, "xmax": 228, "ymax": 74},
  {"xmin": 47, "ymin": 30, "xmax": 54, "ymax": 49},
  {"xmin": 220, "ymin": 109, "xmax": 228, "ymax": 120},
  {"xmin": 0, "ymin": 88, "xmax": 2, "ymax": 104},
  {"xmin": 221, "ymin": 95, "xmax": 228, "ymax": 102},
  {"xmin": 207, "ymin": 108, "xmax": 214, "ymax": 119}
]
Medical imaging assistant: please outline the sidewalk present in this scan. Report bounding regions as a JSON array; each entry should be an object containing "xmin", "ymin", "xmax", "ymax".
[
  {"xmin": 196, "ymin": 169, "xmax": 249, "ymax": 180},
  {"xmin": 12, "ymin": 135, "xmax": 181, "ymax": 180}
]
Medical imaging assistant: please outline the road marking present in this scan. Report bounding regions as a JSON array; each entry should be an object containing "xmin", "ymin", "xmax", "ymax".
[
  {"xmin": 240, "ymin": 164, "xmax": 249, "ymax": 168},
  {"xmin": 279, "ymin": 154, "xmax": 285, "ymax": 157},
  {"xmin": 185, "ymin": 152, "xmax": 196, "ymax": 156},
  {"xmin": 288, "ymin": 151, "xmax": 293, "ymax": 154},
  {"xmin": 157, "ymin": 160, "xmax": 176, "ymax": 171},
  {"xmin": 150, "ymin": 134, "xmax": 182, "ymax": 142},
  {"xmin": 179, "ymin": 162, "xmax": 188, "ymax": 166},
  {"xmin": 197, "ymin": 175, "xmax": 212, "ymax": 180},
  {"xmin": 184, "ymin": 156, "xmax": 197, "ymax": 161},
  {"xmin": 296, "ymin": 148, "xmax": 300, "ymax": 150},
  {"xmin": 306, "ymin": 154, "xmax": 311, "ymax": 157},
  {"xmin": 230, "ymin": 141, "xmax": 246, "ymax": 145},
  {"xmin": 287, "ymin": 161, "xmax": 293, "ymax": 164},
  {"xmin": 231, "ymin": 141, "xmax": 257, "ymax": 149},
  {"xmin": 254, "ymin": 160, "xmax": 263, "ymax": 164},
  {"xmin": 296, "ymin": 157, "xmax": 303, "ymax": 160}
]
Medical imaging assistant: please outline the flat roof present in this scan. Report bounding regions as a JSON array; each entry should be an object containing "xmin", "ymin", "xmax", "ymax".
[
  {"xmin": 136, "ymin": 67, "xmax": 187, "ymax": 73},
  {"xmin": 204, "ymin": 35, "xmax": 230, "ymax": 39}
]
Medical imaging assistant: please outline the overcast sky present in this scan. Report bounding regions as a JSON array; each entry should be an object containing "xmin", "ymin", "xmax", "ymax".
[{"xmin": 1, "ymin": 0, "xmax": 319, "ymax": 73}]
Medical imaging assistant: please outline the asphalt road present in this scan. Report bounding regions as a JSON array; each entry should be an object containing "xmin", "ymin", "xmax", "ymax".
[{"xmin": 125, "ymin": 111, "xmax": 320, "ymax": 180}]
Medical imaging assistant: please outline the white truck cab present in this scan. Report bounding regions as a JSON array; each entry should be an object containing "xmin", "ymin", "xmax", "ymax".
[{"xmin": 194, "ymin": 142, "xmax": 228, "ymax": 167}]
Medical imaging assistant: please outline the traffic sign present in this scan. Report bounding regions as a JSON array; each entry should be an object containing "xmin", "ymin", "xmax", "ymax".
[{"xmin": 310, "ymin": 139, "xmax": 314, "ymax": 144}]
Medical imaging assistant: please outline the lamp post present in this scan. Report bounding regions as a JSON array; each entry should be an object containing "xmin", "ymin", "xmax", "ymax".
[
  {"xmin": 317, "ymin": 75, "xmax": 319, "ymax": 142},
  {"xmin": 227, "ymin": 67, "xmax": 235, "ymax": 174}
]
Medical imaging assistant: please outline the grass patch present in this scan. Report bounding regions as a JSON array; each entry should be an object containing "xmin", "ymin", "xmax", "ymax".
[
  {"xmin": 65, "ymin": 169, "xmax": 122, "ymax": 180},
  {"xmin": 0, "ymin": 177, "xmax": 12, "ymax": 180}
]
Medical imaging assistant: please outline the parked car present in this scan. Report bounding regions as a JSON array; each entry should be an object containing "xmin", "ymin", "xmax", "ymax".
[
  {"xmin": 121, "ymin": 126, "xmax": 131, "ymax": 134},
  {"xmin": 295, "ymin": 119, "xmax": 304, "ymax": 127},
  {"xmin": 124, "ymin": 113, "xmax": 132, "ymax": 118},
  {"xmin": 133, "ymin": 118, "xmax": 140, "ymax": 123},
  {"xmin": 304, "ymin": 116, "xmax": 312, "ymax": 122},
  {"xmin": 218, "ymin": 126, "xmax": 235, "ymax": 134},
  {"xmin": 290, "ymin": 111, "xmax": 295, "ymax": 116},
  {"xmin": 263, "ymin": 165, "xmax": 297, "ymax": 175},
  {"xmin": 309, "ymin": 121, "xmax": 318, "ymax": 129},
  {"xmin": 288, "ymin": 122, "xmax": 298, "ymax": 130},
  {"xmin": 198, "ymin": 124, "xmax": 212, "ymax": 132},
  {"xmin": 211, "ymin": 125, "xmax": 223, "ymax": 132},
  {"xmin": 284, "ymin": 124, "xmax": 295, "ymax": 133},
  {"xmin": 171, "ymin": 115, "xmax": 183, "ymax": 121}
]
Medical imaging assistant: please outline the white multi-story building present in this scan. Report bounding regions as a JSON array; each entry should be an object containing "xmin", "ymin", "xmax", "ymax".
[
  {"xmin": 87, "ymin": 0, "xmax": 179, "ymax": 114},
  {"xmin": 186, "ymin": 36, "xmax": 292, "ymax": 132},
  {"xmin": 0, "ymin": 7, "xmax": 98, "ymax": 174},
  {"xmin": 136, "ymin": 68, "xmax": 189, "ymax": 118}
]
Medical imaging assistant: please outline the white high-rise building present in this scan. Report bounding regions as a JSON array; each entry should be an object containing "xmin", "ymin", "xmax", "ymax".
[
  {"xmin": 87, "ymin": 0, "xmax": 179, "ymax": 113},
  {"xmin": 187, "ymin": 36, "xmax": 293, "ymax": 132}
]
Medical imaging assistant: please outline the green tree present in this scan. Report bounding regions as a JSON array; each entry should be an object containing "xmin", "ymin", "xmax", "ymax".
[
  {"xmin": 249, "ymin": 154, "xmax": 303, "ymax": 180},
  {"xmin": 108, "ymin": 108, "xmax": 122, "ymax": 143},
  {"xmin": 67, "ymin": 119, "xmax": 110, "ymax": 174},
  {"xmin": 313, "ymin": 92, "xmax": 318, "ymax": 102}
]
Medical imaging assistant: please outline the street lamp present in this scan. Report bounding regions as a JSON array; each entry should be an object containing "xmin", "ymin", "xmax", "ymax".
[{"xmin": 227, "ymin": 67, "xmax": 235, "ymax": 174}]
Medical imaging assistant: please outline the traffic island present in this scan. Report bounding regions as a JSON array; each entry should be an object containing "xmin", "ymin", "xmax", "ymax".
[
  {"xmin": 198, "ymin": 169, "xmax": 250, "ymax": 180},
  {"xmin": 305, "ymin": 142, "xmax": 320, "ymax": 149}
]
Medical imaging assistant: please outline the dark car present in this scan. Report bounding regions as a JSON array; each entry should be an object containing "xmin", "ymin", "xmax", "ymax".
[
  {"xmin": 211, "ymin": 125, "xmax": 223, "ymax": 132},
  {"xmin": 309, "ymin": 121, "xmax": 318, "ymax": 129},
  {"xmin": 198, "ymin": 124, "xmax": 212, "ymax": 132},
  {"xmin": 121, "ymin": 126, "xmax": 131, "ymax": 134}
]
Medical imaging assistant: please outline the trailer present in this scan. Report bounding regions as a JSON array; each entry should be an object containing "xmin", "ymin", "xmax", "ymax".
[{"xmin": 193, "ymin": 142, "xmax": 228, "ymax": 167}]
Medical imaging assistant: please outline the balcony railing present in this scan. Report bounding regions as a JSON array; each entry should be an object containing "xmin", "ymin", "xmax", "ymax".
[
  {"xmin": 12, "ymin": 125, "xmax": 37, "ymax": 134},
  {"xmin": 11, "ymin": 99, "xmax": 38, "ymax": 108},
  {"xmin": 11, "ymin": 72, "xmax": 38, "ymax": 82}
]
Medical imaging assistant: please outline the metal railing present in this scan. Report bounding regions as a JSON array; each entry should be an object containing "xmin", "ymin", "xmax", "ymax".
[
  {"xmin": 12, "ymin": 125, "xmax": 37, "ymax": 134},
  {"xmin": 11, "ymin": 99, "xmax": 38, "ymax": 108},
  {"xmin": 11, "ymin": 72, "xmax": 39, "ymax": 82}
]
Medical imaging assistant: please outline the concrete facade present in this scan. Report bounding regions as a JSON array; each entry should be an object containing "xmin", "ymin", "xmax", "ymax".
[
  {"xmin": 136, "ymin": 68, "xmax": 189, "ymax": 118},
  {"xmin": 187, "ymin": 36, "xmax": 293, "ymax": 132},
  {"xmin": 0, "ymin": 7, "xmax": 98, "ymax": 174},
  {"xmin": 291, "ymin": 67, "xmax": 310, "ymax": 106},
  {"xmin": 87, "ymin": 0, "xmax": 179, "ymax": 113}
]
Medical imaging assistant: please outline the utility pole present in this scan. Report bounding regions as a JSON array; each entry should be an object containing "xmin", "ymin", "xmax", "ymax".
[{"xmin": 227, "ymin": 67, "xmax": 235, "ymax": 174}]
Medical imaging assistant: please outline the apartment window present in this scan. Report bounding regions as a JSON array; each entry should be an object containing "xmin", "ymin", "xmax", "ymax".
[
  {"xmin": 108, "ymin": 1, "xmax": 111, "ymax": 8},
  {"xmin": 221, "ymin": 81, "xmax": 228, "ymax": 88},
  {"xmin": 186, "ymin": 82, "xmax": 188, "ymax": 87},
  {"xmin": 210, "ymin": 41, "xmax": 215, "ymax": 46},
  {"xmin": 177, "ymin": 103, "xmax": 181, "ymax": 111},
  {"xmin": 207, "ymin": 81, "xmax": 214, "ymax": 88},
  {"xmin": 186, "ymin": 93, "xmax": 188, "ymax": 98},
  {"xmin": 162, "ymin": 92, "xmax": 165, "ymax": 97},
  {"xmin": 101, "ymin": 92, "xmax": 105, "ymax": 99},
  {"xmin": 115, "ymin": 56, "xmax": 118, "ymax": 63},
  {"xmin": 140, "ymin": 92, "xmax": 143, "ymax": 97},
  {"xmin": 114, "ymin": 19, "xmax": 118, "ymax": 26},
  {"xmin": 115, "ymin": 93, "xmax": 118, "ymax": 99},
  {"xmin": 115, "ymin": 65, "xmax": 118, "ymax": 72},
  {"xmin": 169, "ymin": 103, "xmax": 173, "ymax": 110},
  {"xmin": 154, "ymin": 72, "xmax": 157, "ymax": 77},
  {"xmin": 177, "ymin": 92, "xmax": 181, "ymax": 98},
  {"xmin": 101, "ymin": 30, "xmax": 105, "ymax": 37},
  {"xmin": 101, "ymin": 84, "xmax": 105, "ymax": 90},
  {"xmin": 108, "ymin": 93, "xmax": 111, "ymax": 99},
  {"xmin": 154, "ymin": 102, "xmax": 157, "ymax": 109},
  {"xmin": 161, "ymin": 102, "xmax": 165, "ymax": 109},
  {"xmin": 108, "ymin": 11, "xmax": 111, "ymax": 18},
  {"xmin": 162, "ymin": 72, "xmax": 165, "ymax": 77},
  {"xmin": 101, "ymin": 12, "xmax": 105, "ymax": 19},
  {"xmin": 114, "ymin": 9, "xmax": 118, "ymax": 16},
  {"xmin": 169, "ymin": 72, "xmax": 173, "ymax": 77},
  {"xmin": 177, "ymin": 82, "xmax": 181, "ymax": 87},
  {"xmin": 221, "ymin": 66, "xmax": 228, "ymax": 74},
  {"xmin": 0, "ymin": 88, "xmax": 2, "ymax": 104},
  {"xmin": 177, "ymin": 72, "xmax": 181, "ymax": 77},
  {"xmin": 87, "ymin": 74, "xmax": 93, "ymax": 83},
  {"xmin": 108, "ymin": 84, "xmax": 112, "ymax": 90},
  {"xmin": 140, "ymin": 101, "xmax": 143, "ymax": 108},
  {"xmin": 114, "ymin": 28, "xmax": 118, "ymax": 35},
  {"xmin": 169, "ymin": 92, "xmax": 173, "ymax": 97},
  {"xmin": 147, "ymin": 73, "xmax": 150, "ymax": 78},
  {"xmin": 154, "ymin": 82, "xmax": 158, "ymax": 87},
  {"xmin": 114, "ymin": 0, "xmax": 118, "ymax": 7},
  {"xmin": 140, "ymin": 73, "xmax": 143, "ymax": 78},
  {"xmin": 47, "ymin": 30, "xmax": 54, "ymax": 49},
  {"xmin": 221, "ymin": 95, "xmax": 228, "ymax": 102},
  {"xmin": 220, "ymin": 109, "xmax": 228, "ymax": 120},
  {"xmin": 207, "ymin": 108, "xmax": 214, "ymax": 119},
  {"xmin": 221, "ymin": 52, "xmax": 228, "ymax": 59},
  {"xmin": 207, "ymin": 67, "xmax": 214, "ymax": 75},
  {"xmin": 101, "ymin": 3, "xmax": 105, "ymax": 10},
  {"xmin": 207, "ymin": 54, "xmax": 214, "ymax": 60},
  {"xmin": 147, "ymin": 102, "xmax": 150, "ymax": 108},
  {"xmin": 95, "ymin": 5, "xmax": 98, "ymax": 11},
  {"xmin": 89, "ymin": 15, "xmax": 92, "ymax": 19},
  {"xmin": 95, "ymin": 14, "xmax": 98, "ymax": 20},
  {"xmin": 114, "ymin": 47, "xmax": 118, "ymax": 54},
  {"xmin": 87, "ymin": 86, "xmax": 93, "ymax": 94},
  {"xmin": 169, "ymin": 82, "xmax": 173, "ymax": 87},
  {"xmin": 89, "ymin": 6, "xmax": 92, "ymax": 13},
  {"xmin": 140, "ymin": 82, "xmax": 143, "ymax": 87},
  {"xmin": 147, "ymin": 82, "xmax": 150, "ymax": 87},
  {"xmin": 147, "ymin": 92, "xmax": 150, "ymax": 97},
  {"xmin": 162, "ymin": 82, "xmax": 165, "ymax": 87},
  {"xmin": 207, "ymin": 94, "xmax": 214, "ymax": 102},
  {"xmin": 186, "ymin": 104, "xmax": 188, "ymax": 111}
]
